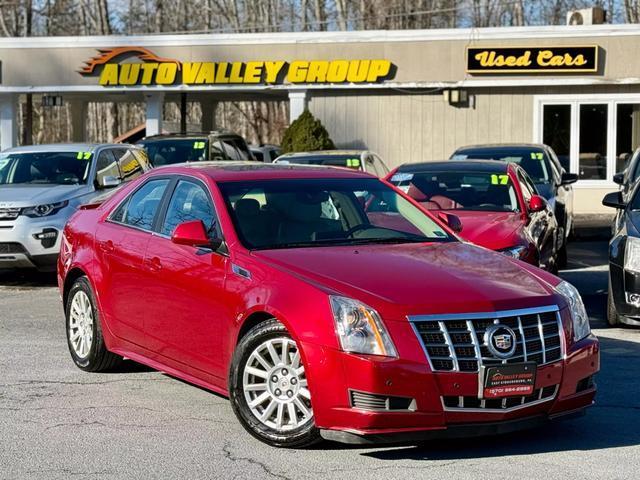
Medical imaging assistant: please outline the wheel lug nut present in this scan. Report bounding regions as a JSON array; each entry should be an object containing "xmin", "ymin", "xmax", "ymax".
[
  {"xmin": 275, "ymin": 389, "xmax": 281, "ymax": 396},
  {"xmin": 290, "ymin": 378, "xmax": 297, "ymax": 385},
  {"xmin": 281, "ymin": 368, "xmax": 288, "ymax": 375},
  {"xmin": 271, "ymin": 376, "xmax": 278, "ymax": 382},
  {"xmin": 287, "ymin": 390, "xmax": 293, "ymax": 398}
]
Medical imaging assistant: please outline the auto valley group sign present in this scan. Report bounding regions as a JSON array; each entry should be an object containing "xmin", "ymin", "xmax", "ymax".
[{"xmin": 79, "ymin": 47, "xmax": 395, "ymax": 86}]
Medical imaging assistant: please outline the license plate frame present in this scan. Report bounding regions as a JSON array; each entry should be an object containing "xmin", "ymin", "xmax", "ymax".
[{"xmin": 479, "ymin": 362, "xmax": 537, "ymax": 399}]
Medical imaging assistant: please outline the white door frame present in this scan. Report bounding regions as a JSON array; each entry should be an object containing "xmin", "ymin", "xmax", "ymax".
[{"xmin": 533, "ymin": 93, "xmax": 640, "ymax": 189}]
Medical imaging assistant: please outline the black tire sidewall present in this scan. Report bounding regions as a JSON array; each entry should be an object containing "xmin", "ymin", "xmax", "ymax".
[
  {"xmin": 228, "ymin": 319, "xmax": 320, "ymax": 448},
  {"xmin": 65, "ymin": 277, "xmax": 102, "ymax": 370},
  {"xmin": 607, "ymin": 279, "xmax": 620, "ymax": 327}
]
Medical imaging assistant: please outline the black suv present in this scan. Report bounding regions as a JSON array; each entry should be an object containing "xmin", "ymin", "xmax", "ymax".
[
  {"xmin": 451, "ymin": 143, "xmax": 578, "ymax": 267},
  {"xmin": 138, "ymin": 131, "xmax": 254, "ymax": 166}
]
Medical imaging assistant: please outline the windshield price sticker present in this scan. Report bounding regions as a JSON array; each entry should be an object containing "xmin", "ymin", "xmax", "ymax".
[
  {"xmin": 530, "ymin": 152, "xmax": 544, "ymax": 160},
  {"xmin": 346, "ymin": 158, "xmax": 361, "ymax": 168},
  {"xmin": 490, "ymin": 174, "xmax": 509, "ymax": 185},
  {"xmin": 480, "ymin": 362, "xmax": 537, "ymax": 399},
  {"xmin": 76, "ymin": 151, "xmax": 92, "ymax": 160},
  {"xmin": 193, "ymin": 141, "xmax": 206, "ymax": 149}
]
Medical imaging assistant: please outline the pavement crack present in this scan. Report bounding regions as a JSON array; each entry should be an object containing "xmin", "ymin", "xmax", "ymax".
[{"xmin": 222, "ymin": 443, "xmax": 292, "ymax": 480}]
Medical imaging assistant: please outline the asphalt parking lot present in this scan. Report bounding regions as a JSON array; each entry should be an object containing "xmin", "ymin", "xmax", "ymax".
[{"xmin": 1, "ymin": 237, "xmax": 639, "ymax": 479}]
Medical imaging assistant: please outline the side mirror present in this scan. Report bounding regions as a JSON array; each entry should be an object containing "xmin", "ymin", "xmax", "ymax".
[
  {"xmin": 438, "ymin": 212, "xmax": 463, "ymax": 233},
  {"xmin": 602, "ymin": 191, "xmax": 627, "ymax": 209},
  {"xmin": 99, "ymin": 175, "xmax": 121, "ymax": 189},
  {"xmin": 528, "ymin": 195, "xmax": 547, "ymax": 213},
  {"xmin": 560, "ymin": 172, "xmax": 578, "ymax": 185},
  {"xmin": 613, "ymin": 172, "xmax": 625, "ymax": 185},
  {"xmin": 171, "ymin": 220, "xmax": 222, "ymax": 249}
]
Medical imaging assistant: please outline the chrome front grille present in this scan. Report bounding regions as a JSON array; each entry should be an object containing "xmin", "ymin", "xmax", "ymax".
[
  {"xmin": 0, "ymin": 208, "xmax": 20, "ymax": 220},
  {"xmin": 442, "ymin": 385, "xmax": 559, "ymax": 412},
  {"xmin": 410, "ymin": 306, "xmax": 564, "ymax": 373}
]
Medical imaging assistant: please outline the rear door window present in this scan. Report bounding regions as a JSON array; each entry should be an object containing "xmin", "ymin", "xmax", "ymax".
[
  {"xmin": 160, "ymin": 180, "xmax": 220, "ymax": 238},
  {"xmin": 110, "ymin": 178, "xmax": 170, "ymax": 231}
]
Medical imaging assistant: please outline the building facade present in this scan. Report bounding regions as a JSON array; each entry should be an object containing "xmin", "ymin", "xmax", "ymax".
[{"xmin": 1, "ymin": 24, "xmax": 639, "ymax": 217}]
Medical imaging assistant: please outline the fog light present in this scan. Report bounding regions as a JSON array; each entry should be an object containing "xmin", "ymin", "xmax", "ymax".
[
  {"xmin": 33, "ymin": 228, "xmax": 58, "ymax": 248},
  {"xmin": 626, "ymin": 292, "xmax": 640, "ymax": 307}
]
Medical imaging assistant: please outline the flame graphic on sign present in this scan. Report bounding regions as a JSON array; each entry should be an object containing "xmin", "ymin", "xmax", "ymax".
[{"xmin": 79, "ymin": 47, "xmax": 181, "ymax": 74}]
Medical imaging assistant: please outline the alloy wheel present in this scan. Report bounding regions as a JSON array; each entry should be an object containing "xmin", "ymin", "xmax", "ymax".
[
  {"xmin": 68, "ymin": 290, "xmax": 94, "ymax": 359},
  {"xmin": 242, "ymin": 337, "xmax": 313, "ymax": 431}
]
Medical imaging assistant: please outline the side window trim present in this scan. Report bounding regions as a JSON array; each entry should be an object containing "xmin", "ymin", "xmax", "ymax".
[{"xmin": 106, "ymin": 176, "xmax": 173, "ymax": 235}]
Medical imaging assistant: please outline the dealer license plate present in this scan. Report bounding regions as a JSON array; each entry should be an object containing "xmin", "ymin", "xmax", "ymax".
[{"xmin": 479, "ymin": 362, "xmax": 537, "ymax": 399}]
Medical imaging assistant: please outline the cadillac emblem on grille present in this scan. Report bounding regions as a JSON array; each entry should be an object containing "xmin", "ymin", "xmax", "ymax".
[{"xmin": 485, "ymin": 324, "xmax": 517, "ymax": 359}]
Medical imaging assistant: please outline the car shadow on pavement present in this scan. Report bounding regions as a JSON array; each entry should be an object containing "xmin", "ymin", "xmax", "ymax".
[{"xmin": 0, "ymin": 269, "xmax": 57, "ymax": 288}]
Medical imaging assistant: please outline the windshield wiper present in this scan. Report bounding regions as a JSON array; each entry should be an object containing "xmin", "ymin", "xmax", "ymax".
[{"xmin": 254, "ymin": 236, "xmax": 433, "ymax": 250}]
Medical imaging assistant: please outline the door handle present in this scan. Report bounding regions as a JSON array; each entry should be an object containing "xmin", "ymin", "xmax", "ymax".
[
  {"xmin": 145, "ymin": 257, "xmax": 162, "ymax": 272},
  {"xmin": 98, "ymin": 240, "xmax": 114, "ymax": 253}
]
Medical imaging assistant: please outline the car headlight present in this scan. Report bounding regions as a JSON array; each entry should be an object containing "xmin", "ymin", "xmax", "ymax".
[
  {"xmin": 499, "ymin": 245, "xmax": 528, "ymax": 259},
  {"xmin": 555, "ymin": 281, "xmax": 590, "ymax": 342},
  {"xmin": 329, "ymin": 296, "xmax": 397, "ymax": 357},
  {"xmin": 625, "ymin": 236, "xmax": 640, "ymax": 273},
  {"xmin": 22, "ymin": 201, "xmax": 69, "ymax": 218}
]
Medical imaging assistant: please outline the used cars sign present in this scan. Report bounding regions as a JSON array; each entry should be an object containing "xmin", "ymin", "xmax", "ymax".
[{"xmin": 466, "ymin": 46, "xmax": 598, "ymax": 73}]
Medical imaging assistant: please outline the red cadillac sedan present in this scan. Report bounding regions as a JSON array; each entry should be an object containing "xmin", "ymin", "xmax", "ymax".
[
  {"xmin": 386, "ymin": 161, "xmax": 559, "ymax": 271},
  {"xmin": 58, "ymin": 162, "xmax": 598, "ymax": 448}
]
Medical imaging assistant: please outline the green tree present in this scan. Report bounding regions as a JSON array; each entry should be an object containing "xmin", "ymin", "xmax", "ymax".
[{"xmin": 281, "ymin": 109, "xmax": 335, "ymax": 153}]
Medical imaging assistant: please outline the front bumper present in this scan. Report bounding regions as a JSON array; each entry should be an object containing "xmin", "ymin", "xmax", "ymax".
[
  {"xmin": 0, "ymin": 206, "xmax": 73, "ymax": 270},
  {"xmin": 303, "ymin": 332, "xmax": 599, "ymax": 444}
]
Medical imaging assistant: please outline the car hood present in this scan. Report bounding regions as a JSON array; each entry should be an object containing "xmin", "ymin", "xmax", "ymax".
[
  {"xmin": 0, "ymin": 184, "xmax": 88, "ymax": 208},
  {"xmin": 442, "ymin": 210, "xmax": 523, "ymax": 250},
  {"xmin": 254, "ymin": 242, "xmax": 560, "ymax": 318}
]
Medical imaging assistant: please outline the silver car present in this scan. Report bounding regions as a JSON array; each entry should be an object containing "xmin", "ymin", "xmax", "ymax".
[{"xmin": 0, "ymin": 143, "xmax": 151, "ymax": 271}]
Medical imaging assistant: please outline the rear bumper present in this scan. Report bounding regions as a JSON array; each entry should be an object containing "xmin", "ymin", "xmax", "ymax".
[{"xmin": 320, "ymin": 407, "xmax": 588, "ymax": 445}]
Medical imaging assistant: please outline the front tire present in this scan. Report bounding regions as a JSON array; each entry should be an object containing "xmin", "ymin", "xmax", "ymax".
[
  {"xmin": 65, "ymin": 276, "xmax": 122, "ymax": 372},
  {"xmin": 228, "ymin": 319, "xmax": 321, "ymax": 448},
  {"xmin": 607, "ymin": 281, "xmax": 621, "ymax": 327}
]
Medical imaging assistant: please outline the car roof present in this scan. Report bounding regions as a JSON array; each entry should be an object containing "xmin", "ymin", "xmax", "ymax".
[
  {"xmin": 454, "ymin": 143, "xmax": 546, "ymax": 152},
  {"xmin": 277, "ymin": 150, "xmax": 366, "ymax": 158},
  {"xmin": 141, "ymin": 130, "xmax": 240, "ymax": 141},
  {"xmin": 2, "ymin": 143, "xmax": 133, "ymax": 154},
  {"xmin": 151, "ymin": 161, "xmax": 374, "ymax": 182},
  {"xmin": 395, "ymin": 160, "xmax": 511, "ymax": 174}
]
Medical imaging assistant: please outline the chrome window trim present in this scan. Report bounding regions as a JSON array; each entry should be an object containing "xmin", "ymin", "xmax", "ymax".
[
  {"xmin": 440, "ymin": 385, "xmax": 559, "ymax": 413},
  {"xmin": 409, "ymin": 305, "xmax": 564, "ymax": 373}
]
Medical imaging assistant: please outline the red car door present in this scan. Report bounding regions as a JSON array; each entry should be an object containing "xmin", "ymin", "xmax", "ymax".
[
  {"xmin": 142, "ymin": 177, "xmax": 231, "ymax": 379},
  {"xmin": 94, "ymin": 177, "xmax": 171, "ymax": 347}
]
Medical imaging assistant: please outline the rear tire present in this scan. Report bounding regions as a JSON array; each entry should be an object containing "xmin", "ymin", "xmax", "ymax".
[
  {"xmin": 607, "ymin": 281, "xmax": 621, "ymax": 327},
  {"xmin": 228, "ymin": 318, "xmax": 321, "ymax": 448},
  {"xmin": 557, "ymin": 243, "xmax": 568, "ymax": 270},
  {"xmin": 65, "ymin": 276, "xmax": 122, "ymax": 372}
]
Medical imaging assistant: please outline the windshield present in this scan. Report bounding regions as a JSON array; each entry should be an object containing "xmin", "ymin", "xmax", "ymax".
[
  {"xmin": 389, "ymin": 171, "xmax": 519, "ymax": 213},
  {"xmin": 219, "ymin": 178, "xmax": 453, "ymax": 250},
  {"xmin": 277, "ymin": 154, "xmax": 363, "ymax": 170},
  {"xmin": 0, "ymin": 151, "xmax": 91, "ymax": 185},
  {"xmin": 452, "ymin": 148, "xmax": 551, "ymax": 184},
  {"xmin": 139, "ymin": 138, "xmax": 209, "ymax": 166}
]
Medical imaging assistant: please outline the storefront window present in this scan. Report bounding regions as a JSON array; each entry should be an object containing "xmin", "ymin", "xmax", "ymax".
[
  {"xmin": 543, "ymin": 105, "xmax": 571, "ymax": 172},
  {"xmin": 579, "ymin": 104, "xmax": 608, "ymax": 180},
  {"xmin": 616, "ymin": 103, "xmax": 640, "ymax": 174}
]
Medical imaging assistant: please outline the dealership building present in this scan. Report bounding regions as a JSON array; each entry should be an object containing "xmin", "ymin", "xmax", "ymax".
[{"xmin": 1, "ymin": 23, "xmax": 639, "ymax": 218}]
